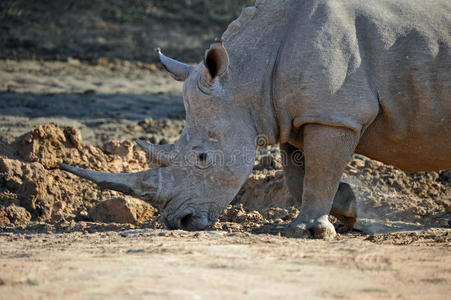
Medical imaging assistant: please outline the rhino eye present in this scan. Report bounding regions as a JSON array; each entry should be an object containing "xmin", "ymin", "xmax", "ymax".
[{"xmin": 207, "ymin": 131, "xmax": 219, "ymax": 143}]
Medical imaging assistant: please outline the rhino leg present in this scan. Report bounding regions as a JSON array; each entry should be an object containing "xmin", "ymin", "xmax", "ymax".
[
  {"xmin": 286, "ymin": 124, "xmax": 358, "ymax": 239},
  {"xmin": 280, "ymin": 144, "xmax": 357, "ymax": 228},
  {"xmin": 329, "ymin": 183, "xmax": 357, "ymax": 228}
]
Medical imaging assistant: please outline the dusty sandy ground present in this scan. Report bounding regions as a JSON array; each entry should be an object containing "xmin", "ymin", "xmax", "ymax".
[
  {"xmin": 0, "ymin": 229, "xmax": 450, "ymax": 300},
  {"xmin": 0, "ymin": 59, "xmax": 450, "ymax": 299}
]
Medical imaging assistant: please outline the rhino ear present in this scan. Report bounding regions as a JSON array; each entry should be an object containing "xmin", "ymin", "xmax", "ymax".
[
  {"xmin": 157, "ymin": 48, "xmax": 194, "ymax": 81},
  {"xmin": 203, "ymin": 42, "xmax": 229, "ymax": 82}
]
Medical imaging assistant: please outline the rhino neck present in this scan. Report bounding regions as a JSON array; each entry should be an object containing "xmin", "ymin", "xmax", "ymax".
[{"xmin": 222, "ymin": 1, "xmax": 302, "ymax": 146}]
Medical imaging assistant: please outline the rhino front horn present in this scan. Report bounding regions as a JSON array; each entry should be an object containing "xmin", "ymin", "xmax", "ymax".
[
  {"xmin": 135, "ymin": 139, "xmax": 175, "ymax": 167},
  {"xmin": 57, "ymin": 162, "xmax": 163, "ymax": 206},
  {"xmin": 157, "ymin": 48, "xmax": 194, "ymax": 81}
]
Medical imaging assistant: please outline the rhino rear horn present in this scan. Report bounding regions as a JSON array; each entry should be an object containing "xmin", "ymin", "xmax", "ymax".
[
  {"xmin": 58, "ymin": 162, "xmax": 163, "ymax": 206},
  {"xmin": 157, "ymin": 48, "xmax": 194, "ymax": 81},
  {"xmin": 135, "ymin": 139, "xmax": 175, "ymax": 167}
]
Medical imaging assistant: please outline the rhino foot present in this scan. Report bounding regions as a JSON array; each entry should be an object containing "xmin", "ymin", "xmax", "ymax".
[
  {"xmin": 330, "ymin": 182, "xmax": 357, "ymax": 229},
  {"xmin": 334, "ymin": 215, "xmax": 356, "ymax": 228},
  {"xmin": 286, "ymin": 215, "xmax": 336, "ymax": 239}
]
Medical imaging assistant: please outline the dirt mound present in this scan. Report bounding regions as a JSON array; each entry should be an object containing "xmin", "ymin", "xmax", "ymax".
[
  {"xmin": 236, "ymin": 171, "xmax": 294, "ymax": 210},
  {"xmin": 343, "ymin": 155, "xmax": 450, "ymax": 230},
  {"xmin": 1, "ymin": 123, "xmax": 450, "ymax": 235},
  {"xmin": 0, "ymin": 123, "xmax": 152, "ymax": 228}
]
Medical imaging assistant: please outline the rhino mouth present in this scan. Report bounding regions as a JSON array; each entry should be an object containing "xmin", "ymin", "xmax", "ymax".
[
  {"xmin": 162, "ymin": 198, "xmax": 216, "ymax": 231},
  {"xmin": 165, "ymin": 211, "xmax": 212, "ymax": 231}
]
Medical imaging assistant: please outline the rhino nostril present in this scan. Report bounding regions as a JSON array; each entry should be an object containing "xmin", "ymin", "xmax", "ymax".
[
  {"xmin": 198, "ymin": 153, "xmax": 207, "ymax": 162},
  {"xmin": 180, "ymin": 213, "xmax": 194, "ymax": 229}
]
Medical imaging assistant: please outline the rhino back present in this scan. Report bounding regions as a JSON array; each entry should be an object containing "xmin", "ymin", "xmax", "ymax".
[
  {"xmin": 222, "ymin": 0, "xmax": 450, "ymax": 171},
  {"xmin": 351, "ymin": 0, "xmax": 451, "ymax": 171}
]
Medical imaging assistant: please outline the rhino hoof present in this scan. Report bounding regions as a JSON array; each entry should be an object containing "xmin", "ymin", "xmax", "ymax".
[
  {"xmin": 286, "ymin": 216, "xmax": 336, "ymax": 239},
  {"xmin": 285, "ymin": 225, "xmax": 313, "ymax": 238},
  {"xmin": 336, "ymin": 215, "xmax": 357, "ymax": 228}
]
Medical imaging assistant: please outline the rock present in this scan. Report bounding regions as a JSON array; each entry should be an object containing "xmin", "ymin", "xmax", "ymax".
[{"xmin": 88, "ymin": 197, "xmax": 156, "ymax": 225}]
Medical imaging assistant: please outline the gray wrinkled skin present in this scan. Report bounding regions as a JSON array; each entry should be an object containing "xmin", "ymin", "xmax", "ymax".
[{"xmin": 60, "ymin": 0, "xmax": 451, "ymax": 238}]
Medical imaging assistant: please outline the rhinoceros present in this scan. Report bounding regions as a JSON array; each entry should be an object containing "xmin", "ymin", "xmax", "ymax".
[{"xmin": 59, "ymin": 0, "xmax": 451, "ymax": 238}]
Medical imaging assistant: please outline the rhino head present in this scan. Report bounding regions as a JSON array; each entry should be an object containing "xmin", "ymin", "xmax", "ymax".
[{"xmin": 59, "ymin": 43, "xmax": 260, "ymax": 230}]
